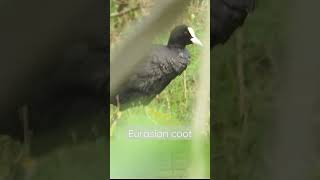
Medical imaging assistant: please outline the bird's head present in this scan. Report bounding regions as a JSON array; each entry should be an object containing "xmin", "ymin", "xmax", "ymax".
[{"xmin": 168, "ymin": 25, "xmax": 203, "ymax": 48}]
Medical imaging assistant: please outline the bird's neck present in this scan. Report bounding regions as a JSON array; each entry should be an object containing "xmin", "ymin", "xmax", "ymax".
[
  {"xmin": 167, "ymin": 40, "xmax": 186, "ymax": 49},
  {"xmin": 167, "ymin": 43, "xmax": 186, "ymax": 49}
]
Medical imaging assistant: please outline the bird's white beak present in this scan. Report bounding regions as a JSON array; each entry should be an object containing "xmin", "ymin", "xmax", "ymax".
[
  {"xmin": 191, "ymin": 36, "xmax": 203, "ymax": 46},
  {"xmin": 188, "ymin": 27, "xmax": 203, "ymax": 46}
]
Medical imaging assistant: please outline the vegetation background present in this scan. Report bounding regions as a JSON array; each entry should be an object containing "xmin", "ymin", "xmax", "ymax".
[
  {"xmin": 110, "ymin": 0, "xmax": 210, "ymax": 178},
  {"xmin": 212, "ymin": 0, "xmax": 293, "ymax": 179}
]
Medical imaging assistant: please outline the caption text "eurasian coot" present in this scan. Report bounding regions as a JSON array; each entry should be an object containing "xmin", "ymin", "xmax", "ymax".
[{"xmin": 127, "ymin": 128, "xmax": 192, "ymax": 140}]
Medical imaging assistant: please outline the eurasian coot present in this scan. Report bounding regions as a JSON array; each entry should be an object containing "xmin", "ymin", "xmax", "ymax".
[{"xmin": 111, "ymin": 24, "xmax": 203, "ymax": 110}]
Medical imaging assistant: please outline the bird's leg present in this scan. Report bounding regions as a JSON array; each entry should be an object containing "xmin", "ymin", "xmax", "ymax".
[
  {"xmin": 69, "ymin": 129, "xmax": 78, "ymax": 144},
  {"xmin": 91, "ymin": 123, "xmax": 99, "ymax": 138},
  {"xmin": 116, "ymin": 95, "xmax": 121, "ymax": 110},
  {"xmin": 110, "ymin": 95, "xmax": 121, "ymax": 138},
  {"xmin": 18, "ymin": 105, "xmax": 31, "ymax": 156},
  {"xmin": 155, "ymin": 94, "xmax": 160, "ymax": 102},
  {"xmin": 17, "ymin": 105, "xmax": 37, "ymax": 180}
]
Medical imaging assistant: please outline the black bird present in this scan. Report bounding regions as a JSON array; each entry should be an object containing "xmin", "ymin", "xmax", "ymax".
[
  {"xmin": 212, "ymin": 0, "xmax": 255, "ymax": 47},
  {"xmin": 111, "ymin": 25, "xmax": 203, "ymax": 110}
]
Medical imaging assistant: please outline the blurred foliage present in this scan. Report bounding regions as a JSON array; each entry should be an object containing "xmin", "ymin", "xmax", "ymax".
[
  {"xmin": 0, "ymin": 135, "xmax": 22, "ymax": 180},
  {"xmin": 31, "ymin": 139, "xmax": 107, "ymax": 180},
  {"xmin": 110, "ymin": 0, "xmax": 208, "ymax": 45},
  {"xmin": 0, "ymin": 112, "xmax": 107, "ymax": 180},
  {"xmin": 212, "ymin": 0, "xmax": 289, "ymax": 179}
]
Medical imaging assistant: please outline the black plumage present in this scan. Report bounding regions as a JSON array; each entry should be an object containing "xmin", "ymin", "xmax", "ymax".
[
  {"xmin": 111, "ymin": 25, "xmax": 203, "ymax": 110},
  {"xmin": 212, "ymin": 0, "xmax": 255, "ymax": 47}
]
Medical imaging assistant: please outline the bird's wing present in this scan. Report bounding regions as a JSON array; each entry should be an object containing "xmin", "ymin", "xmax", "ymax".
[{"xmin": 124, "ymin": 47, "xmax": 188, "ymax": 95}]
